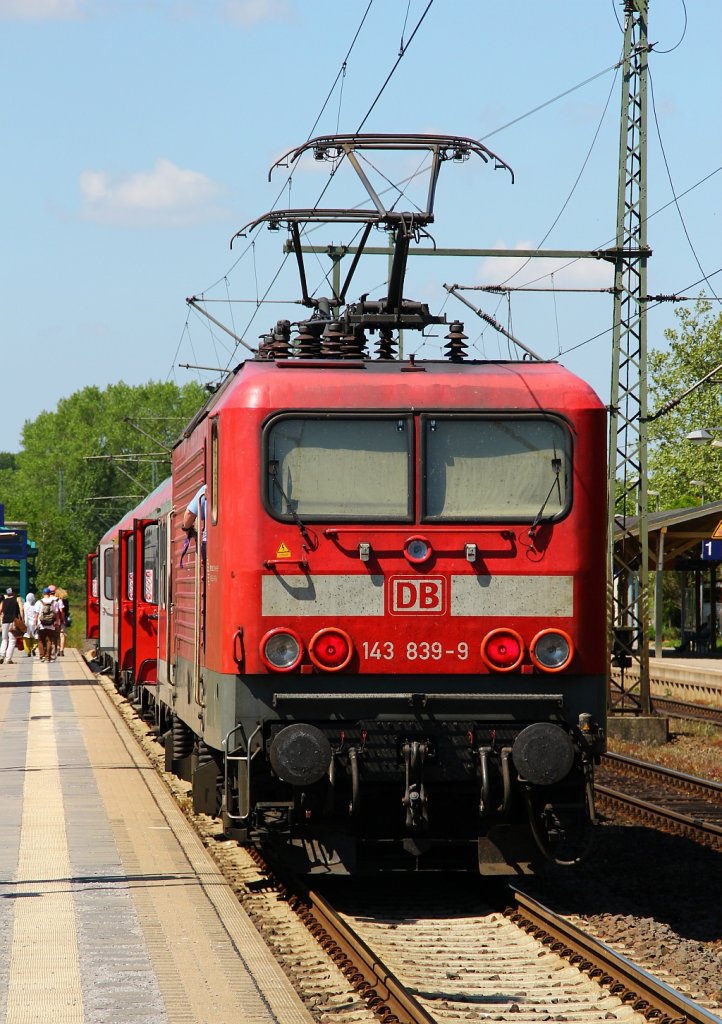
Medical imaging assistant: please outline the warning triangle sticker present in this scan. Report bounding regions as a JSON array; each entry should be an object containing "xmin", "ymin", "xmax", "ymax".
[
  {"xmin": 712, "ymin": 520, "xmax": 722, "ymax": 539},
  {"xmin": 276, "ymin": 541, "xmax": 292, "ymax": 558}
]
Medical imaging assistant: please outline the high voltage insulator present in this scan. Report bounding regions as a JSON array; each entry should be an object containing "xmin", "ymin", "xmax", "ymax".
[{"xmin": 444, "ymin": 321, "xmax": 468, "ymax": 362}]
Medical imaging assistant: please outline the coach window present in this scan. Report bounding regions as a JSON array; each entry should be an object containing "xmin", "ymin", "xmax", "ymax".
[
  {"xmin": 143, "ymin": 524, "xmax": 159, "ymax": 605},
  {"xmin": 266, "ymin": 416, "xmax": 412, "ymax": 520},
  {"xmin": 423, "ymin": 416, "xmax": 571, "ymax": 521},
  {"xmin": 210, "ymin": 418, "xmax": 219, "ymax": 526},
  {"xmin": 91, "ymin": 554, "xmax": 99, "ymax": 599},
  {"xmin": 126, "ymin": 535, "xmax": 135, "ymax": 600},
  {"xmin": 103, "ymin": 548, "xmax": 114, "ymax": 600}
]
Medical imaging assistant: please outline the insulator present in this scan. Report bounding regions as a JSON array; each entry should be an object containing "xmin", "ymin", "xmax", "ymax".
[
  {"xmin": 321, "ymin": 320, "xmax": 344, "ymax": 358},
  {"xmin": 294, "ymin": 322, "xmax": 323, "ymax": 359},
  {"xmin": 340, "ymin": 327, "xmax": 367, "ymax": 359},
  {"xmin": 375, "ymin": 328, "xmax": 398, "ymax": 360},
  {"xmin": 444, "ymin": 320, "xmax": 468, "ymax": 362},
  {"xmin": 270, "ymin": 319, "xmax": 291, "ymax": 359},
  {"xmin": 257, "ymin": 331, "xmax": 275, "ymax": 359}
]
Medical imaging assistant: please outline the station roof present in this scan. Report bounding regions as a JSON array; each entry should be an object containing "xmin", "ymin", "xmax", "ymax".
[{"xmin": 614, "ymin": 500, "xmax": 722, "ymax": 570}]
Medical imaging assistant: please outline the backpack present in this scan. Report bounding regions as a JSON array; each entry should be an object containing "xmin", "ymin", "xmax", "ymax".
[{"xmin": 39, "ymin": 601, "xmax": 56, "ymax": 628}]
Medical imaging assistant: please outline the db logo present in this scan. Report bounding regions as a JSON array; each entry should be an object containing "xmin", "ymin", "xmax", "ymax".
[{"xmin": 389, "ymin": 576, "xmax": 446, "ymax": 614}]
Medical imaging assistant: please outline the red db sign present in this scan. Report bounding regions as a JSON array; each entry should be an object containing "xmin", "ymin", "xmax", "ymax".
[{"xmin": 389, "ymin": 576, "xmax": 446, "ymax": 614}]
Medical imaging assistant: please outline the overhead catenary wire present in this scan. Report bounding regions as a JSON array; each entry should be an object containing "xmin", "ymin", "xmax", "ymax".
[
  {"xmin": 649, "ymin": 67, "xmax": 720, "ymax": 305},
  {"xmin": 192, "ymin": 41, "xmax": 643, "ymax": 337},
  {"xmin": 182, "ymin": 6, "xmax": 720, "ymax": 378},
  {"xmin": 505, "ymin": 163, "xmax": 722, "ymax": 293}
]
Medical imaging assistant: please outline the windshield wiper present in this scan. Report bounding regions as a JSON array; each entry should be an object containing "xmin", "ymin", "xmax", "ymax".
[
  {"xmin": 269, "ymin": 460, "xmax": 318, "ymax": 551},
  {"xmin": 528, "ymin": 449, "xmax": 562, "ymax": 539}
]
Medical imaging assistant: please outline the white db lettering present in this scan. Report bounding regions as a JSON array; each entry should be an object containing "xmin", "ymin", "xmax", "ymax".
[{"xmin": 390, "ymin": 577, "xmax": 444, "ymax": 614}]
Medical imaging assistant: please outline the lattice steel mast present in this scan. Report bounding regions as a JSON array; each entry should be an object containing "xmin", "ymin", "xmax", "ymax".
[{"xmin": 608, "ymin": 0, "xmax": 651, "ymax": 714}]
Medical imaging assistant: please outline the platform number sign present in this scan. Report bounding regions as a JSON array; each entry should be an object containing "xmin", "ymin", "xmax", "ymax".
[{"xmin": 702, "ymin": 540, "xmax": 722, "ymax": 561}]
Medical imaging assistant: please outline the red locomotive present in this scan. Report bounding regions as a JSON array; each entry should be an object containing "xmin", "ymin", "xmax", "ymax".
[{"xmin": 89, "ymin": 135, "xmax": 607, "ymax": 874}]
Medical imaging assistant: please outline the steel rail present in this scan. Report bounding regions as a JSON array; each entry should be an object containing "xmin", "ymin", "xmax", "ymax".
[
  {"xmin": 602, "ymin": 752, "xmax": 722, "ymax": 799},
  {"xmin": 508, "ymin": 888, "xmax": 721, "ymax": 1024},
  {"xmin": 595, "ymin": 784, "xmax": 722, "ymax": 851},
  {"xmin": 254, "ymin": 856, "xmax": 435, "ymax": 1024},
  {"xmin": 652, "ymin": 696, "xmax": 722, "ymax": 727}
]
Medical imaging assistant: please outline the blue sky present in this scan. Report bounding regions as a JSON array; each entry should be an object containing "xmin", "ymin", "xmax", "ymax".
[{"xmin": 3, "ymin": 0, "xmax": 720, "ymax": 450}]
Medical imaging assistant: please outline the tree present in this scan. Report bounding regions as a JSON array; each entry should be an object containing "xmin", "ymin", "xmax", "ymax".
[
  {"xmin": 1, "ymin": 380, "xmax": 206, "ymax": 589},
  {"xmin": 648, "ymin": 298, "xmax": 722, "ymax": 508}
]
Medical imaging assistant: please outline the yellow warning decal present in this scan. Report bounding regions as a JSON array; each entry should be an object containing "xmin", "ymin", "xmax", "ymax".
[
  {"xmin": 276, "ymin": 541, "xmax": 292, "ymax": 558},
  {"xmin": 713, "ymin": 520, "xmax": 722, "ymax": 539}
]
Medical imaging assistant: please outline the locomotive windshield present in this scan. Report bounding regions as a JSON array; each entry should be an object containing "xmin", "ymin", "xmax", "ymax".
[
  {"xmin": 424, "ymin": 416, "xmax": 570, "ymax": 520},
  {"xmin": 267, "ymin": 416, "xmax": 412, "ymax": 519},
  {"xmin": 265, "ymin": 413, "xmax": 570, "ymax": 522}
]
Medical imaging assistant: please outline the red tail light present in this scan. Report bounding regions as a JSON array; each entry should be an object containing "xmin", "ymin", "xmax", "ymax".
[
  {"xmin": 480, "ymin": 628, "xmax": 524, "ymax": 672},
  {"xmin": 309, "ymin": 627, "xmax": 353, "ymax": 671}
]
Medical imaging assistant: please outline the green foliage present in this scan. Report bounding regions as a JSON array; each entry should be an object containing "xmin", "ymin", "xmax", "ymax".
[
  {"xmin": 0, "ymin": 380, "xmax": 206, "ymax": 591},
  {"xmin": 648, "ymin": 298, "xmax": 722, "ymax": 507}
]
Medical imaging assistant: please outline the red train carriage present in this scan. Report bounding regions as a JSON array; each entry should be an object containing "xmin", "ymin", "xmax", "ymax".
[
  {"xmin": 93, "ymin": 477, "xmax": 172, "ymax": 692},
  {"xmin": 159, "ymin": 355, "xmax": 606, "ymax": 873}
]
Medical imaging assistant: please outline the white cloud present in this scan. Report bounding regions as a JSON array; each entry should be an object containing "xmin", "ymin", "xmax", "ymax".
[
  {"xmin": 221, "ymin": 0, "xmax": 291, "ymax": 26},
  {"xmin": 79, "ymin": 158, "xmax": 227, "ymax": 227},
  {"xmin": 0, "ymin": 0, "xmax": 82, "ymax": 17},
  {"xmin": 476, "ymin": 239, "xmax": 613, "ymax": 291}
]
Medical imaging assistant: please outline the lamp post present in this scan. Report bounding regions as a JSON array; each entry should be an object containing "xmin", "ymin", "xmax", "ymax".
[{"xmin": 686, "ymin": 427, "xmax": 722, "ymax": 448}]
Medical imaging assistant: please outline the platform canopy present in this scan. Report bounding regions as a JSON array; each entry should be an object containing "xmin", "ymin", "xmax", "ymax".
[{"xmin": 614, "ymin": 501, "xmax": 722, "ymax": 570}]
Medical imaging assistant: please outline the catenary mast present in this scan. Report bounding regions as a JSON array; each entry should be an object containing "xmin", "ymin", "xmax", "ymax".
[{"xmin": 608, "ymin": 0, "xmax": 651, "ymax": 714}]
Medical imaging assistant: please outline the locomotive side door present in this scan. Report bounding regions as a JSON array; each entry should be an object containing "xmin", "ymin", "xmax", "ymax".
[
  {"xmin": 117, "ymin": 528, "xmax": 135, "ymax": 683},
  {"xmin": 157, "ymin": 510, "xmax": 173, "ymax": 689},
  {"xmin": 133, "ymin": 517, "xmax": 159, "ymax": 685},
  {"xmin": 98, "ymin": 542, "xmax": 115, "ymax": 661},
  {"xmin": 86, "ymin": 552, "xmax": 99, "ymax": 641}
]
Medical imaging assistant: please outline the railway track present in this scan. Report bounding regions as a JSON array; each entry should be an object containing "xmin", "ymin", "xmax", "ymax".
[
  {"xmin": 652, "ymin": 695, "xmax": 722, "ymax": 726},
  {"xmin": 596, "ymin": 752, "xmax": 722, "ymax": 851},
  {"xmin": 274, "ymin": 872, "xmax": 720, "ymax": 1024}
]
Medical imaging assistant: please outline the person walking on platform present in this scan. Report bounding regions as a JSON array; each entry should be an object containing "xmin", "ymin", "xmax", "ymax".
[
  {"xmin": 55, "ymin": 586, "xmax": 70, "ymax": 656},
  {"xmin": 48, "ymin": 584, "xmax": 64, "ymax": 655},
  {"xmin": 23, "ymin": 593, "xmax": 40, "ymax": 657},
  {"xmin": 37, "ymin": 587, "xmax": 60, "ymax": 662},
  {"xmin": 1, "ymin": 587, "xmax": 25, "ymax": 665}
]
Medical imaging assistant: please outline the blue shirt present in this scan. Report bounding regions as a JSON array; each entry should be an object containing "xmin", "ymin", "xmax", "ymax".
[{"xmin": 187, "ymin": 485, "xmax": 207, "ymax": 542}]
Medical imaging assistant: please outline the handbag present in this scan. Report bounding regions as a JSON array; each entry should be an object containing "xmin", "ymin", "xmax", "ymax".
[{"xmin": 11, "ymin": 616, "xmax": 26, "ymax": 638}]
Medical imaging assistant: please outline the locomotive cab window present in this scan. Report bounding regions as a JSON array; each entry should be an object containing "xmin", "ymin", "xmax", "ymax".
[
  {"xmin": 423, "ymin": 416, "xmax": 571, "ymax": 521},
  {"xmin": 265, "ymin": 415, "xmax": 413, "ymax": 520}
]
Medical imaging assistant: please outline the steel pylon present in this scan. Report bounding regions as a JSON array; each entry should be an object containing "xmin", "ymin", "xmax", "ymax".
[{"xmin": 608, "ymin": 0, "xmax": 651, "ymax": 714}]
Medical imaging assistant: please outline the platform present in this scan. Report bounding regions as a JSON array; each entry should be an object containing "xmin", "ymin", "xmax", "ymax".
[{"xmin": 0, "ymin": 650, "xmax": 315, "ymax": 1024}]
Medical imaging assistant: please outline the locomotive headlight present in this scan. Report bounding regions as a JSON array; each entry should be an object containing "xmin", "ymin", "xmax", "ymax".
[
  {"xmin": 404, "ymin": 535, "xmax": 432, "ymax": 564},
  {"xmin": 309, "ymin": 627, "xmax": 353, "ymax": 671},
  {"xmin": 261, "ymin": 628, "xmax": 303, "ymax": 671},
  {"xmin": 531, "ymin": 629, "xmax": 573, "ymax": 672},
  {"xmin": 480, "ymin": 628, "xmax": 524, "ymax": 672}
]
